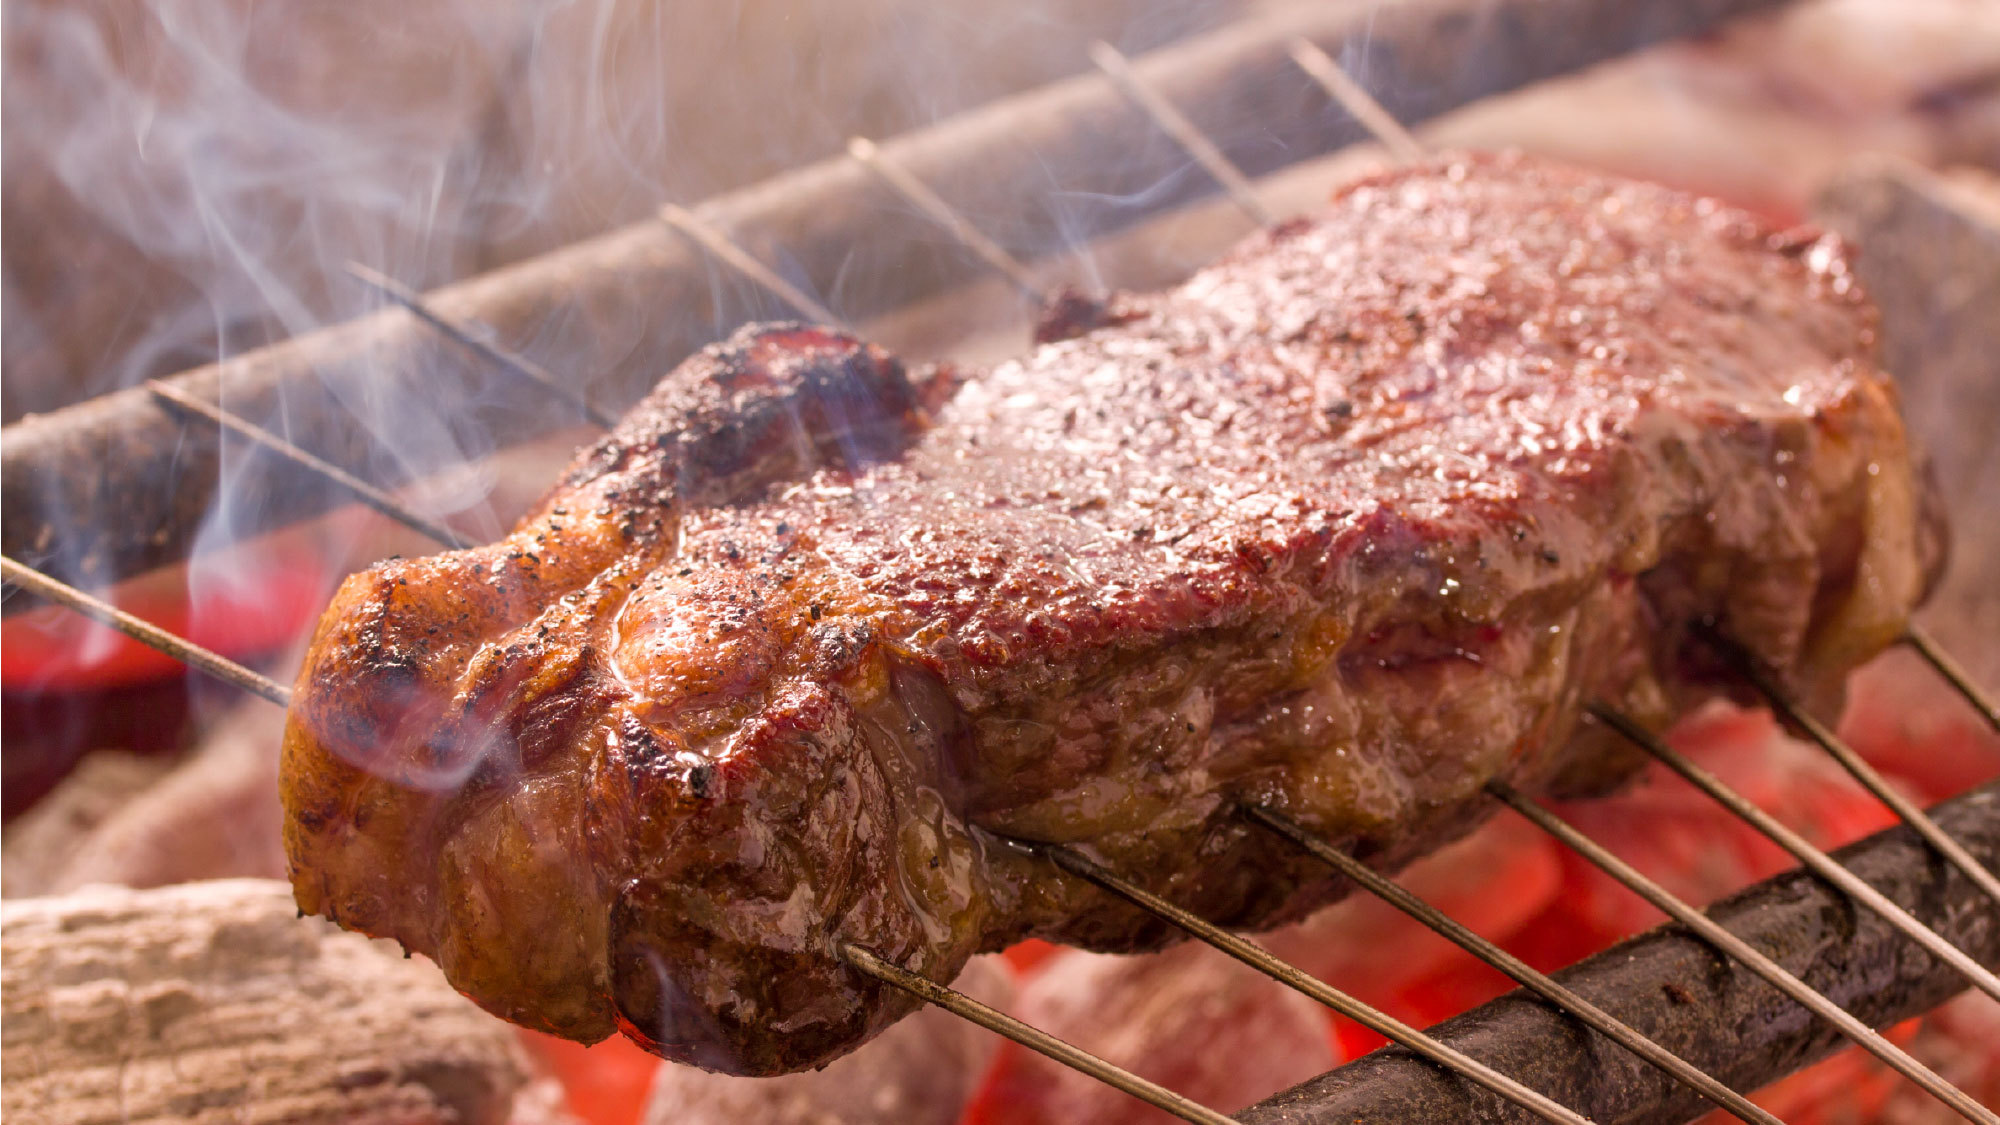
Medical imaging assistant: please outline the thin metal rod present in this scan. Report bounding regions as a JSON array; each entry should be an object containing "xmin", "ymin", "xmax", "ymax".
[
  {"xmin": 658, "ymin": 203, "xmax": 845, "ymax": 327},
  {"xmin": 1906, "ymin": 626, "xmax": 2000, "ymax": 733},
  {"xmin": 1285, "ymin": 39, "xmax": 1428, "ymax": 163},
  {"xmin": 1488, "ymin": 780, "xmax": 1999, "ymax": 1125},
  {"xmin": 1700, "ymin": 634, "xmax": 2000, "ymax": 910},
  {"xmin": 846, "ymin": 136, "xmax": 1044, "ymax": 301},
  {"xmin": 146, "ymin": 380, "xmax": 475, "ymax": 551},
  {"xmin": 841, "ymin": 943, "xmax": 1238, "ymax": 1125},
  {"xmin": 1245, "ymin": 805, "xmax": 1784, "ymax": 1125},
  {"xmin": 0, "ymin": 555, "xmax": 292, "ymax": 707},
  {"xmin": 344, "ymin": 263, "xmax": 618, "ymax": 430},
  {"xmin": 1589, "ymin": 703, "xmax": 2000, "ymax": 1006},
  {"xmin": 1019, "ymin": 840, "xmax": 1596, "ymax": 1125},
  {"xmin": 1087, "ymin": 40, "xmax": 1276, "ymax": 228}
]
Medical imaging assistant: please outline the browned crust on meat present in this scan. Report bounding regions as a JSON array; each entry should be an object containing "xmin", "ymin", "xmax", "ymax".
[{"xmin": 282, "ymin": 153, "xmax": 1937, "ymax": 1075}]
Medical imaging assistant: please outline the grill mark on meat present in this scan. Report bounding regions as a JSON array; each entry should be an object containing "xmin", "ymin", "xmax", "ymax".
[{"xmin": 281, "ymin": 153, "xmax": 1938, "ymax": 1076}]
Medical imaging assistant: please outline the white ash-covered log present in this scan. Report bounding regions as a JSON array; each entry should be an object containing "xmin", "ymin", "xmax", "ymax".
[
  {"xmin": 1, "ymin": 703, "xmax": 286, "ymax": 898},
  {"xmin": 1815, "ymin": 156, "xmax": 2000, "ymax": 683},
  {"xmin": 0, "ymin": 879, "xmax": 568, "ymax": 1125}
]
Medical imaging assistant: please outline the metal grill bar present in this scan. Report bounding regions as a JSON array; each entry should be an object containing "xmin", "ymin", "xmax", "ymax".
[
  {"xmin": 846, "ymin": 137, "xmax": 1044, "ymax": 301},
  {"xmin": 0, "ymin": 555, "xmax": 292, "ymax": 707},
  {"xmin": 1285, "ymin": 39, "xmax": 1428, "ymax": 163},
  {"xmin": 1014, "ymin": 837, "xmax": 1598, "ymax": 1125},
  {"xmin": 145, "ymin": 380, "xmax": 475, "ymax": 551},
  {"xmin": 1488, "ymin": 780, "xmax": 1999, "ymax": 1125},
  {"xmin": 1699, "ymin": 631, "xmax": 2000, "ymax": 909},
  {"xmin": 1244, "ymin": 805, "xmax": 1784, "ymax": 1125},
  {"xmin": 1589, "ymin": 703, "xmax": 2000, "ymax": 1005},
  {"xmin": 842, "ymin": 943, "xmax": 1239, "ymax": 1125},
  {"xmin": 345, "ymin": 263, "xmax": 617, "ymax": 430},
  {"xmin": 658, "ymin": 203, "xmax": 845, "ymax": 326},
  {"xmin": 1088, "ymin": 40, "xmax": 1277, "ymax": 228},
  {"xmin": 1908, "ymin": 626, "xmax": 2000, "ymax": 733}
]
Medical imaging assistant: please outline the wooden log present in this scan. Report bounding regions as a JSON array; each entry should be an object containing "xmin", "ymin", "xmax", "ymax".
[{"xmin": 0, "ymin": 879, "xmax": 559, "ymax": 1125}]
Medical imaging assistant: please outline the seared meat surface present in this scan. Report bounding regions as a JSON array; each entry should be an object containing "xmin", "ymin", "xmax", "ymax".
[{"xmin": 283, "ymin": 153, "xmax": 1937, "ymax": 1075}]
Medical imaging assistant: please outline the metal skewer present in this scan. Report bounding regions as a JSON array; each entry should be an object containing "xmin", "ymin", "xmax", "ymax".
[
  {"xmin": 842, "ymin": 943, "xmax": 1240, "ymax": 1125},
  {"xmin": 1089, "ymin": 41, "xmax": 1276, "ymax": 228},
  {"xmin": 1697, "ymin": 630, "xmax": 2000, "ymax": 910},
  {"xmin": 1489, "ymin": 780, "xmax": 2000, "ymax": 1125},
  {"xmin": 1245, "ymin": 804, "xmax": 1785, "ymax": 1125},
  {"xmin": 1589, "ymin": 703, "xmax": 2000, "ymax": 1005},
  {"xmin": 659, "ymin": 203, "xmax": 846, "ymax": 327},
  {"xmin": 1012, "ymin": 837, "xmax": 1598, "ymax": 1125},
  {"xmin": 0, "ymin": 555, "xmax": 293, "ymax": 707},
  {"xmin": 344, "ymin": 263, "xmax": 617, "ymax": 430},
  {"xmin": 1907, "ymin": 626, "xmax": 2000, "ymax": 733},
  {"xmin": 146, "ymin": 381, "xmax": 475, "ymax": 551},
  {"xmin": 1285, "ymin": 39, "xmax": 1428, "ymax": 164},
  {"xmin": 847, "ymin": 137, "xmax": 1045, "ymax": 301}
]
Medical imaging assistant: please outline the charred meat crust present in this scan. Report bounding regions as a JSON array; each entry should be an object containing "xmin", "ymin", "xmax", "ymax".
[{"xmin": 282, "ymin": 153, "xmax": 1938, "ymax": 1076}]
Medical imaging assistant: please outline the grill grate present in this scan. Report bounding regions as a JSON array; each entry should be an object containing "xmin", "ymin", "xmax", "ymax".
[
  {"xmin": 0, "ymin": 0, "xmax": 1803, "ymax": 592},
  {"xmin": 4, "ymin": 7, "xmax": 1999, "ymax": 1125},
  {"xmin": 1485, "ymin": 780, "xmax": 1999, "ymax": 1125},
  {"xmin": 1592, "ymin": 702, "xmax": 2000, "ymax": 1006},
  {"xmin": 1011, "ymin": 838, "xmax": 1597, "ymax": 1125},
  {"xmin": 1712, "ymin": 631, "xmax": 2000, "ymax": 908},
  {"xmin": 1246, "ymin": 803, "xmax": 1787, "ymax": 1125}
]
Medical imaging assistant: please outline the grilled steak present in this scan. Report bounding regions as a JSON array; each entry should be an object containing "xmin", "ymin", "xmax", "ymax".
[{"xmin": 282, "ymin": 153, "xmax": 1938, "ymax": 1075}]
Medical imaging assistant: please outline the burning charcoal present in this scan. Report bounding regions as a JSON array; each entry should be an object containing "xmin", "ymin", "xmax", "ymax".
[
  {"xmin": 0, "ymin": 879, "xmax": 557, "ymax": 1125},
  {"xmin": 1515, "ymin": 704, "xmax": 1899, "ymax": 958},
  {"xmin": 639, "ymin": 956, "xmax": 1013, "ymax": 1125},
  {"xmin": 518, "ymin": 1032, "xmax": 661, "ymax": 1125},
  {"xmin": 1695, "ymin": 936, "xmax": 2000, "ymax": 1124},
  {"xmin": 1902, "ymin": 996, "xmax": 2000, "ymax": 1115},
  {"xmin": 1258, "ymin": 813, "xmax": 1562, "ymax": 1006},
  {"xmin": 973, "ymin": 942, "xmax": 1334, "ymax": 1125},
  {"xmin": 1842, "ymin": 649, "xmax": 2000, "ymax": 802}
]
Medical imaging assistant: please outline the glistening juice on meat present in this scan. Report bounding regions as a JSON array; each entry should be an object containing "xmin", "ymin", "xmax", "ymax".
[{"xmin": 280, "ymin": 152, "xmax": 1940, "ymax": 1075}]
